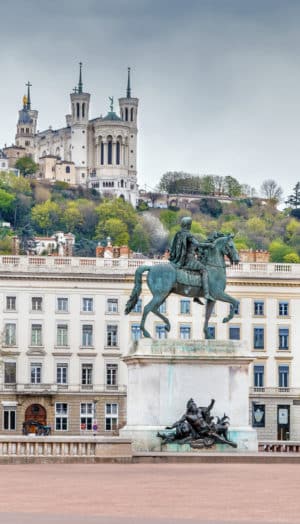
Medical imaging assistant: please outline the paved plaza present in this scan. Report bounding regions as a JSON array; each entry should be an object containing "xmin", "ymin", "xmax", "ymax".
[{"xmin": 0, "ymin": 463, "xmax": 299, "ymax": 523}]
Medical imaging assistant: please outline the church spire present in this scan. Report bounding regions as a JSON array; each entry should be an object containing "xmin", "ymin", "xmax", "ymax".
[
  {"xmin": 126, "ymin": 67, "xmax": 131, "ymax": 98},
  {"xmin": 78, "ymin": 62, "xmax": 83, "ymax": 94},
  {"xmin": 26, "ymin": 81, "xmax": 32, "ymax": 110}
]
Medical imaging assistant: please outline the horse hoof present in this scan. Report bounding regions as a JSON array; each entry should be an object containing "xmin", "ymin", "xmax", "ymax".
[
  {"xmin": 143, "ymin": 331, "xmax": 151, "ymax": 338},
  {"xmin": 166, "ymin": 324, "xmax": 171, "ymax": 332},
  {"xmin": 222, "ymin": 317, "xmax": 229, "ymax": 323}
]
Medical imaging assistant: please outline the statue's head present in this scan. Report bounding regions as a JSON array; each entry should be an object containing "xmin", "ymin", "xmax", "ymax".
[
  {"xmin": 181, "ymin": 216, "xmax": 192, "ymax": 230},
  {"xmin": 186, "ymin": 398, "xmax": 197, "ymax": 412}
]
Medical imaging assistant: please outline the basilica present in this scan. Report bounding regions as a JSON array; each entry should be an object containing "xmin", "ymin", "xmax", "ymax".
[{"xmin": 4, "ymin": 64, "xmax": 139, "ymax": 206}]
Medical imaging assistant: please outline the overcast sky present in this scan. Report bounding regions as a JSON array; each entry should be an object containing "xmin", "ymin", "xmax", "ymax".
[{"xmin": 1, "ymin": 0, "xmax": 300, "ymax": 194}]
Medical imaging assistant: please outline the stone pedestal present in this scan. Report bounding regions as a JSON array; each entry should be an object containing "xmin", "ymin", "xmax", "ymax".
[{"xmin": 120, "ymin": 338, "xmax": 258, "ymax": 452}]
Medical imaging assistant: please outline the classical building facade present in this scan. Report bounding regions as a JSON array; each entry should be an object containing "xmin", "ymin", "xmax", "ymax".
[
  {"xmin": 7, "ymin": 65, "xmax": 139, "ymax": 205},
  {"xmin": 0, "ymin": 256, "xmax": 299, "ymax": 440}
]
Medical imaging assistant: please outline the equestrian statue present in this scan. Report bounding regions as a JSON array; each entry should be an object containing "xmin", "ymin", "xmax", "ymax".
[{"xmin": 125, "ymin": 216, "xmax": 240, "ymax": 339}]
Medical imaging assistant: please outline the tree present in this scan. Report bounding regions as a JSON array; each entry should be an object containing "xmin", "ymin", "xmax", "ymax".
[
  {"xmin": 269, "ymin": 239, "xmax": 293, "ymax": 262},
  {"xmin": 31, "ymin": 200, "xmax": 62, "ymax": 234},
  {"xmin": 260, "ymin": 179, "xmax": 283, "ymax": 205},
  {"xmin": 95, "ymin": 198, "xmax": 137, "ymax": 236},
  {"xmin": 0, "ymin": 189, "xmax": 15, "ymax": 217},
  {"xmin": 224, "ymin": 176, "xmax": 242, "ymax": 197},
  {"xmin": 283, "ymin": 252, "xmax": 300, "ymax": 263},
  {"xmin": 15, "ymin": 156, "xmax": 39, "ymax": 177},
  {"xmin": 199, "ymin": 198, "xmax": 223, "ymax": 217},
  {"xmin": 130, "ymin": 223, "xmax": 150, "ymax": 253},
  {"xmin": 285, "ymin": 182, "xmax": 300, "ymax": 208},
  {"xmin": 95, "ymin": 217, "xmax": 129, "ymax": 245},
  {"xmin": 62, "ymin": 201, "xmax": 84, "ymax": 232}
]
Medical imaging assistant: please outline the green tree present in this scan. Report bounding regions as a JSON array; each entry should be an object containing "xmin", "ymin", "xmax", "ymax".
[
  {"xmin": 95, "ymin": 217, "xmax": 129, "ymax": 245},
  {"xmin": 283, "ymin": 252, "xmax": 300, "ymax": 263},
  {"xmin": 62, "ymin": 201, "xmax": 84, "ymax": 232},
  {"xmin": 130, "ymin": 223, "xmax": 150, "ymax": 253},
  {"xmin": 0, "ymin": 189, "xmax": 15, "ymax": 217},
  {"xmin": 95, "ymin": 198, "xmax": 137, "ymax": 236},
  {"xmin": 269, "ymin": 239, "xmax": 293, "ymax": 262},
  {"xmin": 31, "ymin": 200, "xmax": 62, "ymax": 234},
  {"xmin": 15, "ymin": 156, "xmax": 39, "ymax": 177},
  {"xmin": 285, "ymin": 182, "xmax": 300, "ymax": 208},
  {"xmin": 224, "ymin": 176, "xmax": 242, "ymax": 197},
  {"xmin": 159, "ymin": 209, "xmax": 179, "ymax": 230}
]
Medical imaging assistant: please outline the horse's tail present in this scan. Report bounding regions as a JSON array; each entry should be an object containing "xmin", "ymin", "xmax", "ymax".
[{"xmin": 125, "ymin": 265, "xmax": 151, "ymax": 315}]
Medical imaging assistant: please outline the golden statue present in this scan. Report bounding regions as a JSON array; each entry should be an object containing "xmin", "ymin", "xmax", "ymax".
[{"xmin": 23, "ymin": 95, "xmax": 28, "ymax": 107}]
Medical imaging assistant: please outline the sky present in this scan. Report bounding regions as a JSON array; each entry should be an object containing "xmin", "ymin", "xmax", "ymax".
[{"xmin": 1, "ymin": 0, "xmax": 300, "ymax": 195}]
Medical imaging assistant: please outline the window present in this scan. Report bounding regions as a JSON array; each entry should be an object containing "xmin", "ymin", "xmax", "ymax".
[
  {"xmin": 32, "ymin": 297, "xmax": 42, "ymax": 311},
  {"xmin": 253, "ymin": 327, "xmax": 264, "ymax": 349},
  {"xmin": 65, "ymin": 166, "xmax": 70, "ymax": 174},
  {"xmin": 116, "ymin": 141, "xmax": 120, "ymax": 165},
  {"xmin": 57, "ymin": 324, "xmax": 68, "ymax": 346},
  {"xmin": 278, "ymin": 365, "xmax": 289, "ymax": 388},
  {"xmin": 107, "ymin": 298, "xmax": 118, "ymax": 313},
  {"xmin": 6, "ymin": 296, "xmax": 16, "ymax": 311},
  {"xmin": 55, "ymin": 403, "xmax": 68, "ymax": 431},
  {"xmin": 180, "ymin": 299, "xmax": 191, "ymax": 315},
  {"xmin": 56, "ymin": 363, "xmax": 68, "ymax": 385},
  {"xmin": 3, "ymin": 407, "xmax": 16, "ymax": 430},
  {"xmin": 279, "ymin": 328, "xmax": 289, "ymax": 350},
  {"xmin": 156, "ymin": 325, "xmax": 167, "ymax": 339},
  {"xmin": 133, "ymin": 299, "xmax": 142, "ymax": 313},
  {"xmin": 107, "ymin": 325, "xmax": 118, "ymax": 347},
  {"xmin": 105, "ymin": 403, "xmax": 118, "ymax": 431},
  {"xmin": 254, "ymin": 301, "xmax": 264, "ymax": 316},
  {"xmin": 4, "ymin": 362, "xmax": 16, "ymax": 384},
  {"xmin": 30, "ymin": 363, "xmax": 42, "ymax": 384},
  {"xmin": 57, "ymin": 297, "xmax": 68, "ymax": 312},
  {"xmin": 81, "ymin": 364, "xmax": 93, "ymax": 385},
  {"xmin": 107, "ymin": 139, "xmax": 112, "ymax": 165},
  {"xmin": 253, "ymin": 365, "xmax": 264, "ymax": 387},
  {"xmin": 100, "ymin": 142, "xmax": 104, "ymax": 165},
  {"xmin": 4, "ymin": 323, "xmax": 16, "ymax": 346},
  {"xmin": 106, "ymin": 364, "xmax": 118, "ymax": 387},
  {"xmin": 82, "ymin": 325, "xmax": 93, "ymax": 347},
  {"xmin": 158, "ymin": 302, "xmax": 166, "ymax": 314},
  {"xmin": 31, "ymin": 324, "xmax": 42, "ymax": 346},
  {"xmin": 229, "ymin": 326, "xmax": 240, "ymax": 340},
  {"xmin": 207, "ymin": 326, "xmax": 215, "ymax": 339},
  {"xmin": 131, "ymin": 324, "xmax": 141, "ymax": 341},
  {"xmin": 279, "ymin": 301, "xmax": 289, "ymax": 317},
  {"xmin": 180, "ymin": 325, "xmax": 191, "ymax": 340},
  {"xmin": 80, "ymin": 403, "xmax": 93, "ymax": 430},
  {"xmin": 82, "ymin": 297, "xmax": 93, "ymax": 312}
]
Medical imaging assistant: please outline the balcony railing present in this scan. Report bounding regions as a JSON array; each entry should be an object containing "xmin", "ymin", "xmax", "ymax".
[
  {"xmin": 0, "ymin": 255, "xmax": 299, "ymax": 277},
  {"xmin": 250, "ymin": 387, "xmax": 300, "ymax": 395},
  {"xmin": 0, "ymin": 383, "xmax": 127, "ymax": 394}
]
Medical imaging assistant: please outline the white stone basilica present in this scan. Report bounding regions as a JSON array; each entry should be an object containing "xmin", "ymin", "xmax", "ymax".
[{"xmin": 13, "ymin": 65, "xmax": 139, "ymax": 206}]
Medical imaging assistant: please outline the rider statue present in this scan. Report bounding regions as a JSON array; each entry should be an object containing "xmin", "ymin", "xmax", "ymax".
[{"xmin": 169, "ymin": 216, "xmax": 216, "ymax": 301}]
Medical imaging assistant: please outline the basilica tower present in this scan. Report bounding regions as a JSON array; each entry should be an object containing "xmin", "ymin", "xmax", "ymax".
[
  {"xmin": 70, "ymin": 63, "xmax": 90, "ymax": 183},
  {"xmin": 118, "ymin": 68, "xmax": 139, "ymax": 181},
  {"xmin": 15, "ymin": 82, "xmax": 38, "ymax": 157}
]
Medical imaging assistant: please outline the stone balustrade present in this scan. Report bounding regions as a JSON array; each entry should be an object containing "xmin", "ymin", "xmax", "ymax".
[
  {"xmin": 0, "ymin": 436, "xmax": 132, "ymax": 462},
  {"xmin": 0, "ymin": 255, "xmax": 299, "ymax": 278}
]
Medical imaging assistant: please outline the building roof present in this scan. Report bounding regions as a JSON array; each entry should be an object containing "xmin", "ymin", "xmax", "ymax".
[
  {"xmin": 102, "ymin": 111, "xmax": 122, "ymax": 122},
  {"xmin": 18, "ymin": 109, "xmax": 33, "ymax": 125}
]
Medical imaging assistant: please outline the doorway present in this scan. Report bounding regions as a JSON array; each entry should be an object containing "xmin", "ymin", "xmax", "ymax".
[
  {"xmin": 277, "ymin": 405, "xmax": 290, "ymax": 440},
  {"xmin": 24, "ymin": 404, "xmax": 47, "ymax": 433}
]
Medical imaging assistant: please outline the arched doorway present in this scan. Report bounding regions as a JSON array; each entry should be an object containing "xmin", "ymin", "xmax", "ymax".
[{"xmin": 24, "ymin": 404, "xmax": 47, "ymax": 433}]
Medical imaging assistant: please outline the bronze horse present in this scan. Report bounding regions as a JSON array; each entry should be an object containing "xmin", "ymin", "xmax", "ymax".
[{"xmin": 125, "ymin": 234, "xmax": 240, "ymax": 339}]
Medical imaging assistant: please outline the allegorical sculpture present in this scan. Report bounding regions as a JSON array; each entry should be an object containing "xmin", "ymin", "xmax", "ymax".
[
  {"xmin": 125, "ymin": 216, "xmax": 239, "ymax": 339},
  {"xmin": 157, "ymin": 398, "xmax": 237, "ymax": 449}
]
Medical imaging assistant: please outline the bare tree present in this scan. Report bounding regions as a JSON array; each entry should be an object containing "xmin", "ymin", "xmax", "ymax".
[{"xmin": 260, "ymin": 179, "xmax": 283, "ymax": 205}]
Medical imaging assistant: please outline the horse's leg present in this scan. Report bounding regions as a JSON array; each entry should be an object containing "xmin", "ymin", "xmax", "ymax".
[
  {"xmin": 213, "ymin": 291, "xmax": 238, "ymax": 323},
  {"xmin": 203, "ymin": 299, "xmax": 216, "ymax": 339},
  {"xmin": 140, "ymin": 295, "xmax": 170, "ymax": 338}
]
